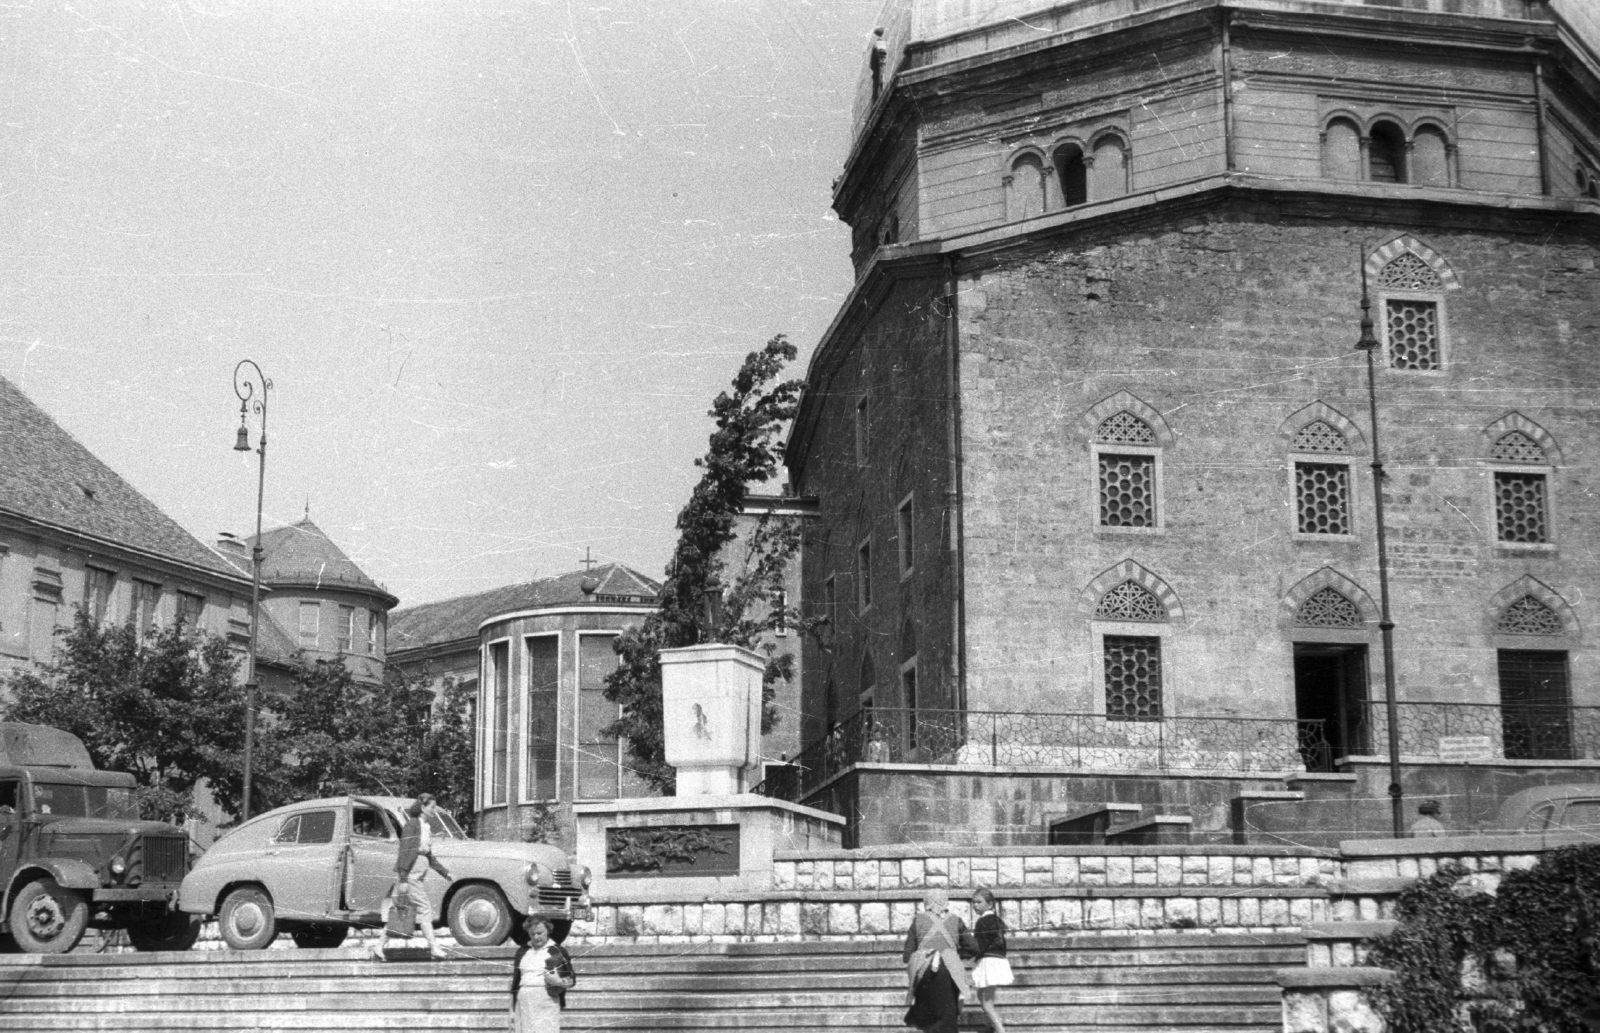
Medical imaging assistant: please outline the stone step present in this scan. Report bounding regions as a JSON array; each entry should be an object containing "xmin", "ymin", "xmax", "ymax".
[{"xmin": 0, "ymin": 931, "xmax": 1299, "ymax": 1032}]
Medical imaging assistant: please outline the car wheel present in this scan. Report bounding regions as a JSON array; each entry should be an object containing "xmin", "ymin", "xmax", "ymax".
[
  {"xmin": 218, "ymin": 886, "xmax": 277, "ymax": 950},
  {"xmin": 446, "ymin": 884, "xmax": 513, "ymax": 947},
  {"xmin": 127, "ymin": 911, "xmax": 202, "ymax": 952},
  {"xmin": 290, "ymin": 923, "xmax": 348, "ymax": 949},
  {"xmin": 550, "ymin": 920, "xmax": 572, "ymax": 945},
  {"xmin": 7, "ymin": 879, "xmax": 88, "ymax": 954}
]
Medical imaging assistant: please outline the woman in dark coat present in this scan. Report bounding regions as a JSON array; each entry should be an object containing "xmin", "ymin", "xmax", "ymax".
[
  {"xmin": 902, "ymin": 888, "xmax": 978, "ymax": 1033},
  {"xmin": 509, "ymin": 916, "xmax": 576, "ymax": 1033}
]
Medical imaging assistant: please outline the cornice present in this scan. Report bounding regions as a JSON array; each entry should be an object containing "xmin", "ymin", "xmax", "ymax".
[
  {"xmin": 790, "ymin": 174, "xmax": 1599, "ymax": 468},
  {"xmin": 0, "ymin": 508, "xmax": 253, "ymax": 592}
]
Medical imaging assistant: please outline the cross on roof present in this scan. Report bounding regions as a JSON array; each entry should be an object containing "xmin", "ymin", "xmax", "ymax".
[{"xmin": 581, "ymin": 547, "xmax": 597, "ymax": 572}]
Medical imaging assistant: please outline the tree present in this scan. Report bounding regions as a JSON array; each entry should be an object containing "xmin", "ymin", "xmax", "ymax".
[
  {"xmin": 255, "ymin": 657, "xmax": 431, "ymax": 811},
  {"xmin": 603, "ymin": 334, "xmax": 813, "ymax": 792},
  {"xmin": 1, "ymin": 611, "xmax": 245, "ymax": 820}
]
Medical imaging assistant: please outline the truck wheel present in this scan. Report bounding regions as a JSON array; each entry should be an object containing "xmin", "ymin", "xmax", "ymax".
[
  {"xmin": 127, "ymin": 911, "xmax": 202, "ymax": 952},
  {"xmin": 290, "ymin": 924, "xmax": 348, "ymax": 949},
  {"xmin": 218, "ymin": 886, "xmax": 277, "ymax": 950},
  {"xmin": 446, "ymin": 884, "xmax": 512, "ymax": 947},
  {"xmin": 8, "ymin": 878, "xmax": 88, "ymax": 953}
]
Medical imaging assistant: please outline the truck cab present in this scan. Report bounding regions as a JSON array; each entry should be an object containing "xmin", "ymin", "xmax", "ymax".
[{"xmin": 0, "ymin": 723, "xmax": 197, "ymax": 952}]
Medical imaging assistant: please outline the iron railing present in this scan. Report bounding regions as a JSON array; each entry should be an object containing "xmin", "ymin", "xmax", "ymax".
[
  {"xmin": 768, "ymin": 708, "xmax": 1330, "ymax": 799},
  {"xmin": 1355, "ymin": 701, "xmax": 1600, "ymax": 762}
]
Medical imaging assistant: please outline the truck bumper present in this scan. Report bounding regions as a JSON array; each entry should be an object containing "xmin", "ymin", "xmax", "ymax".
[{"xmin": 92, "ymin": 887, "xmax": 180, "ymax": 905}]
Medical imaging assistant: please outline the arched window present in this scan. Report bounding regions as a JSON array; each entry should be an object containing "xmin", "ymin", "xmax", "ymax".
[
  {"xmin": 1412, "ymin": 125, "xmax": 1450, "ymax": 188},
  {"xmin": 1091, "ymin": 135, "xmax": 1128, "ymax": 201},
  {"xmin": 1006, "ymin": 153, "xmax": 1046, "ymax": 222},
  {"xmin": 1093, "ymin": 579, "xmax": 1165, "ymax": 721},
  {"xmin": 1321, "ymin": 118, "xmax": 1361, "ymax": 181},
  {"xmin": 1491, "ymin": 431, "xmax": 1552, "ymax": 546},
  {"xmin": 1368, "ymin": 121, "xmax": 1407, "ymax": 183},
  {"xmin": 1376, "ymin": 250, "xmax": 1447, "ymax": 371},
  {"xmin": 1294, "ymin": 587, "xmax": 1363, "ymax": 628},
  {"xmin": 1095, "ymin": 580, "xmax": 1166, "ymax": 622},
  {"xmin": 1290, "ymin": 420, "xmax": 1353, "ymax": 537},
  {"xmin": 1055, "ymin": 144, "xmax": 1087, "ymax": 207},
  {"xmin": 1497, "ymin": 596, "xmax": 1563, "ymax": 636},
  {"xmin": 859, "ymin": 652, "xmax": 877, "ymax": 711},
  {"xmin": 1095, "ymin": 412, "xmax": 1158, "ymax": 528}
]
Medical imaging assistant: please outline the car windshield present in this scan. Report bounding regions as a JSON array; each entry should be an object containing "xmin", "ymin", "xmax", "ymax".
[
  {"xmin": 33, "ymin": 783, "xmax": 139, "ymax": 820},
  {"xmin": 425, "ymin": 810, "xmax": 466, "ymax": 839}
]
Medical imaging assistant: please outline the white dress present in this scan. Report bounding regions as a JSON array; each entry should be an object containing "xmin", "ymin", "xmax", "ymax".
[{"xmin": 511, "ymin": 945, "xmax": 564, "ymax": 1033}]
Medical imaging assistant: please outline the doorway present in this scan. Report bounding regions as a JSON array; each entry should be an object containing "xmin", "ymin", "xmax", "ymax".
[{"xmin": 1293, "ymin": 644, "xmax": 1370, "ymax": 770}]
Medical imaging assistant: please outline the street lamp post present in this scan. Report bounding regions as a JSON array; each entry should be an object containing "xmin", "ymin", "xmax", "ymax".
[
  {"xmin": 1354, "ymin": 252, "xmax": 1405, "ymax": 839},
  {"xmin": 232, "ymin": 360, "xmax": 271, "ymax": 822}
]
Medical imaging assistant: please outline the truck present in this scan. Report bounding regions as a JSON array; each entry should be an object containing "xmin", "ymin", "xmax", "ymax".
[{"xmin": 0, "ymin": 722, "xmax": 199, "ymax": 953}]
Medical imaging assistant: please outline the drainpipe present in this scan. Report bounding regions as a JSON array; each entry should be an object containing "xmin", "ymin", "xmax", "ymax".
[
  {"xmin": 943, "ymin": 256, "xmax": 967, "ymax": 714},
  {"xmin": 1532, "ymin": 55, "xmax": 1551, "ymax": 196},
  {"xmin": 1220, "ymin": 9, "xmax": 1236, "ymax": 173}
]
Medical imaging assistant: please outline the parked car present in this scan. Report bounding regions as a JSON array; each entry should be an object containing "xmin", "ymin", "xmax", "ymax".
[
  {"xmin": 1497, "ymin": 784, "xmax": 1600, "ymax": 837},
  {"xmin": 178, "ymin": 795, "xmax": 590, "ymax": 950},
  {"xmin": 0, "ymin": 722, "xmax": 198, "ymax": 953}
]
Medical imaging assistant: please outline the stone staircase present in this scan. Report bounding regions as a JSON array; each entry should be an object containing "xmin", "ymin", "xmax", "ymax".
[{"xmin": 0, "ymin": 932, "xmax": 1302, "ymax": 1032}]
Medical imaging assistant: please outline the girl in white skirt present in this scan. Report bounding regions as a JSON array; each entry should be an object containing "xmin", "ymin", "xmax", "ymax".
[{"xmin": 969, "ymin": 887, "xmax": 1012, "ymax": 1033}]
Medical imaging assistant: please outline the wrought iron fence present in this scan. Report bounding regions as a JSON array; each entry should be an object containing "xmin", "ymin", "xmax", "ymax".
[
  {"xmin": 771, "ymin": 707, "xmax": 1326, "ymax": 797},
  {"xmin": 1354, "ymin": 701, "xmax": 1600, "ymax": 762}
]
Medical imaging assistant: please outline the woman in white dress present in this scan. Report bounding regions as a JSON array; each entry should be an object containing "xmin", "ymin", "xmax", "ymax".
[{"xmin": 509, "ymin": 916, "xmax": 575, "ymax": 1033}]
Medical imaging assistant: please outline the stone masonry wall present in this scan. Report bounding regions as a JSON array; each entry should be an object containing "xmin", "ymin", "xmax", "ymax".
[{"xmin": 953, "ymin": 203, "xmax": 1600, "ymax": 723}]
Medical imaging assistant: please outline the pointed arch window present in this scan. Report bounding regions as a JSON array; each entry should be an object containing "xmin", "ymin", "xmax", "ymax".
[
  {"xmin": 1497, "ymin": 596, "xmax": 1563, "ymax": 636},
  {"xmin": 1091, "ymin": 577, "xmax": 1168, "ymax": 721},
  {"xmin": 1294, "ymin": 588, "xmax": 1363, "ymax": 629},
  {"xmin": 1376, "ymin": 250, "xmax": 1448, "ymax": 372},
  {"xmin": 1488, "ymin": 427, "xmax": 1553, "ymax": 547},
  {"xmin": 1094, "ymin": 412, "xmax": 1160, "ymax": 530},
  {"xmin": 1290, "ymin": 420, "xmax": 1353, "ymax": 538}
]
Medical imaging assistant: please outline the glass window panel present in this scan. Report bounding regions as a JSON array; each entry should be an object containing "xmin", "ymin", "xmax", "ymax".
[{"xmin": 526, "ymin": 635, "xmax": 560, "ymax": 800}]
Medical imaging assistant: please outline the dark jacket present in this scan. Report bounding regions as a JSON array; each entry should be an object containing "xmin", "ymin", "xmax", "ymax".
[
  {"xmin": 973, "ymin": 912, "xmax": 1007, "ymax": 959},
  {"xmin": 511, "ymin": 943, "xmax": 576, "ymax": 1009}
]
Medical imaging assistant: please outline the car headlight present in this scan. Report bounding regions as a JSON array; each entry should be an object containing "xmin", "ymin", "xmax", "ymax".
[
  {"xmin": 524, "ymin": 861, "xmax": 550, "ymax": 888},
  {"xmin": 575, "ymin": 864, "xmax": 592, "ymax": 890},
  {"xmin": 109, "ymin": 856, "xmax": 127, "ymax": 876}
]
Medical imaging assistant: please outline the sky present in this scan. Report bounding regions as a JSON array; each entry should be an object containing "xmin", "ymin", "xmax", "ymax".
[{"xmin": 0, "ymin": 0, "xmax": 882, "ymax": 607}]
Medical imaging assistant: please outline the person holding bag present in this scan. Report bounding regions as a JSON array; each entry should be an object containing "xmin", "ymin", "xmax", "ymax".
[{"xmin": 509, "ymin": 915, "xmax": 576, "ymax": 1033}]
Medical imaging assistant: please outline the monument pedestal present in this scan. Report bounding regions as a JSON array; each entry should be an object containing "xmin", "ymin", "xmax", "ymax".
[{"xmin": 573, "ymin": 642, "xmax": 844, "ymax": 894}]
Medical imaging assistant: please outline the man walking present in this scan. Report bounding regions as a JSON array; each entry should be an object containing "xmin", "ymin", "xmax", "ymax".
[{"xmin": 371, "ymin": 794, "xmax": 453, "ymax": 960}]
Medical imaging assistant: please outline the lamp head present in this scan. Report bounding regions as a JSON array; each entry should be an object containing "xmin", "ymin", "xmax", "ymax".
[{"xmin": 234, "ymin": 420, "xmax": 252, "ymax": 452}]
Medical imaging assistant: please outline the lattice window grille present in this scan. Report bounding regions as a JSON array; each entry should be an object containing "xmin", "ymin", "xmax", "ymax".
[
  {"xmin": 1293, "ymin": 421, "xmax": 1348, "ymax": 454},
  {"xmin": 1495, "ymin": 472, "xmax": 1549, "ymax": 544},
  {"xmin": 1296, "ymin": 463, "xmax": 1351, "ymax": 535},
  {"xmin": 1492, "ymin": 431, "xmax": 1546, "ymax": 464},
  {"xmin": 1497, "ymin": 595, "xmax": 1564, "ymax": 636},
  {"xmin": 1387, "ymin": 299, "xmax": 1441, "ymax": 371},
  {"xmin": 1099, "ymin": 454, "xmax": 1155, "ymax": 527},
  {"xmin": 1095, "ymin": 580, "xmax": 1166, "ymax": 622},
  {"xmin": 1096, "ymin": 411, "xmax": 1156, "ymax": 445},
  {"xmin": 1377, "ymin": 253, "xmax": 1444, "ymax": 291},
  {"xmin": 1104, "ymin": 635, "xmax": 1163, "ymax": 720},
  {"xmin": 1295, "ymin": 587, "xmax": 1363, "ymax": 628}
]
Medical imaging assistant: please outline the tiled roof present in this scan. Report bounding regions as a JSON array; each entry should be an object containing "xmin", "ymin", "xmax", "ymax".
[
  {"xmin": 248, "ymin": 518, "xmax": 397, "ymax": 606},
  {"xmin": 389, "ymin": 563, "xmax": 661, "ymax": 653},
  {"xmin": 0, "ymin": 376, "xmax": 248, "ymax": 583}
]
